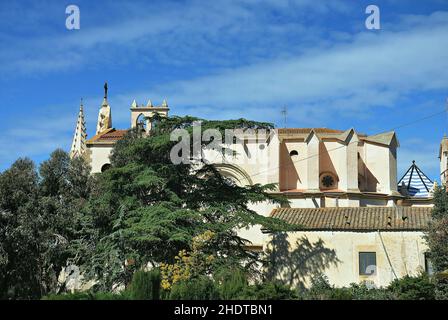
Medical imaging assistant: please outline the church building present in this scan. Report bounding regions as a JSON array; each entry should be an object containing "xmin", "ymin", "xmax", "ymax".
[{"xmin": 69, "ymin": 84, "xmax": 441, "ymax": 288}]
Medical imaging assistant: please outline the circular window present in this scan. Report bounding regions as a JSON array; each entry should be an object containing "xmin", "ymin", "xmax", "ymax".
[
  {"xmin": 321, "ymin": 175, "xmax": 334, "ymax": 188},
  {"xmin": 289, "ymin": 150, "xmax": 298, "ymax": 157},
  {"xmin": 320, "ymin": 173, "xmax": 338, "ymax": 190}
]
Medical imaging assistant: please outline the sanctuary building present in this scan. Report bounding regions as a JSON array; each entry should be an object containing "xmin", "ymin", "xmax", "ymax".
[{"xmin": 69, "ymin": 84, "xmax": 440, "ymax": 288}]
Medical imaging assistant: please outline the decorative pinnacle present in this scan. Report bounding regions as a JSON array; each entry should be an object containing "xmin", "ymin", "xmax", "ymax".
[
  {"xmin": 131, "ymin": 99, "xmax": 137, "ymax": 108},
  {"xmin": 162, "ymin": 99, "xmax": 168, "ymax": 108},
  {"xmin": 104, "ymin": 82, "xmax": 108, "ymax": 99},
  {"xmin": 146, "ymin": 99, "xmax": 153, "ymax": 107}
]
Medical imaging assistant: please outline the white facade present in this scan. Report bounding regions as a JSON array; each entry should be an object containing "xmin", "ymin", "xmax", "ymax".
[{"xmin": 266, "ymin": 231, "xmax": 429, "ymax": 288}]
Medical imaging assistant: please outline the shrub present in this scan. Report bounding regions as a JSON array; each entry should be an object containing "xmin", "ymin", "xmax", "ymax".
[
  {"xmin": 42, "ymin": 292, "xmax": 92, "ymax": 300},
  {"xmin": 169, "ymin": 276, "xmax": 220, "ymax": 300},
  {"xmin": 216, "ymin": 268, "xmax": 248, "ymax": 300},
  {"xmin": 302, "ymin": 275, "xmax": 393, "ymax": 300},
  {"xmin": 349, "ymin": 283, "xmax": 393, "ymax": 300},
  {"xmin": 387, "ymin": 273, "xmax": 435, "ymax": 300},
  {"xmin": 242, "ymin": 281, "xmax": 297, "ymax": 300},
  {"xmin": 128, "ymin": 269, "xmax": 161, "ymax": 300},
  {"xmin": 302, "ymin": 275, "xmax": 334, "ymax": 300},
  {"xmin": 42, "ymin": 291, "xmax": 129, "ymax": 300}
]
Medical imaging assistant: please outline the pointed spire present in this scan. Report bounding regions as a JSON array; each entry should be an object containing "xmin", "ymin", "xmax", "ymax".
[
  {"xmin": 146, "ymin": 99, "xmax": 153, "ymax": 107},
  {"xmin": 131, "ymin": 99, "xmax": 138, "ymax": 108},
  {"xmin": 162, "ymin": 99, "xmax": 168, "ymax": 108},
  {"xmin": 398, "ymin": 160, "xmax": 435, "ymax": 197},
  {"xmin": 70, "ymin": 99, "xmax": 87, "ymax": 159}
]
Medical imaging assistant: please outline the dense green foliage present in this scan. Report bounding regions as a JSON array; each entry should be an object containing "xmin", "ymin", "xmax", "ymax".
[
  {"xmin": 73, "ymin": 116, "xmax": 289, "ymax": 291},
  {"xmin": 128, "ymin": 269, "xmax": 161, "ymax": 300},
  {"xmin": 215, "ymin": 268, "xmax": 249, "ymax": 300},
  {"xmin": 388, "ymin": 273, "xmax": 435, "ymax": 300},
  {"xmin": 0, "ymin": 150, "xmax": 91, "ymax": 299},
  {"xmin": 42, "ymin": 272, "xmax": 436, "ymax": 300},
  {"xmin": 300, "ymin": 274, "xmax": 435, "ymax": 300},
  {"xmin": 426, "ymin": 185, "xmax": 448, "ymax": 299},
  {"xmin": 169, "ymin": 276, "xmax": 221, "ymax": 300},
  {"xmin": 241, "ymin": 281, "xmax": 298, "ymax": 300},
  {"xmin": 42, "ymin": 291, "xmax": 130, "ymax": 300}
]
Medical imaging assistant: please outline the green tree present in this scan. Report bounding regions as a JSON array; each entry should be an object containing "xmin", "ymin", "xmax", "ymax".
[
  {"xmin": 0, "ymin": 158, "xmax": 40, "ymax": 298},
  {"xmin": 75, "ymin": 116, "xmax": 289, "ymax": 291},
  {"xmin": 128, "ymin": 269, "xmax": 161, "ymax": 300},
  {"xmin": 37, "ymin": 149, "xmax": 92, "ymax": 294},
  {"xmin": 215, "ymin": 267, "xmax": 249, "ymax": 300},
  {"xmin": 0, "ymin": 150, "xmax": 91, "ymax": 299},
  {"xmin": 426, "ymin": 185, "xmax": 448, "ymax": 299},
  {"xmin": 169, "ymin": 276, "xmax": 220, "ymax": 300}
]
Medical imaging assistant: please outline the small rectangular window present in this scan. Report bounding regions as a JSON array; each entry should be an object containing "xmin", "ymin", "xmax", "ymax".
[{"xmin": 359, "ymin": 252, "xmax": 376, "ymax": 275}]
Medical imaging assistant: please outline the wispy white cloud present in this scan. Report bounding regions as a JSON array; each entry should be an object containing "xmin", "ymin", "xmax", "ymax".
[
  {"xmin": 0, "ymin": 0, "xmax": 350, "ymax": 75},
  {"xmin": 113, "ymin": 11, "xmax": 448, "ymax": 125},
  {"xmin": 0, "ymin": 112, "xmax": 74, "ymax": 168}
]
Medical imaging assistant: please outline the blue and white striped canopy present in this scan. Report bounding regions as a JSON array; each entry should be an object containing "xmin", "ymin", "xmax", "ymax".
[{"xmin": 398, "ymin": 161, "xmax": 434, "ymax": 198}]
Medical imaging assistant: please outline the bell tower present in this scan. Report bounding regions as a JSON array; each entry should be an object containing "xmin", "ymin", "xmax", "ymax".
[{"xmin": 130, "ymin": 98, "xmax": 169, "ymax": 134}]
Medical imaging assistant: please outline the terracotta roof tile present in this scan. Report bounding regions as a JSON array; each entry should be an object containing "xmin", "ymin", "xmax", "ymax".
[
  {"xmin": 98, "ymin": 129, "xmax": 128, "ymax": 141},
  {"xmin": 277, "ymin": 128, "xmax": 344, "ymax": 134},
  {"xmin": 270, "ymin": 206, "xmax": 432, "ymax": 231},
  {"xmin": 87, "ymin": 129, "xmax": 128, "ymax": 144}
]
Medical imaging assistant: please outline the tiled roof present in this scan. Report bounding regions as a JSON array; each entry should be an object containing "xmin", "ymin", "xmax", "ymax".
[
  {"xmin": 270, "ymin": 206, "xmax": 432, "ymax": 231},
  {"xmin": 99, "ymin": 129, "xmax": 128, "ymax": 140},
  {"xmin": 277, "ymin": 127, "xmax": 373, "ymax": 143},
  {"xmin": 281, "ymin": 188, "xmax": 345, "ymax": 193},
  {"xmin": 86, "ymin": 128, "xmax": 128, "ymax": 144},
  {"xmin": 277, "ymin": 128, "xmax": 344, "ymax": 134}
]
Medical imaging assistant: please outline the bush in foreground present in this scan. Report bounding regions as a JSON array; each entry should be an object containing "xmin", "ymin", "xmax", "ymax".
[
  {"xmin": 128, "ymin": 269, "xmax": 161, "ymax": 300},
  {"xmin": 42, "ymin": 291, "xmax": 130, "ymax": 300},
  {"xmin": 169, "ymin": 276, "xmax": 220, "ymax": 300}
]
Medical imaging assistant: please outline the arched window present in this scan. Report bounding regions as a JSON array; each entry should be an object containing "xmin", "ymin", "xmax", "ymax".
[
  {"xmin": 136, "ymin": 113, "xmax": 147, "ymax": 132},
  {"xmin": 101, "ymin": 163, "xmax": 111, "ymax": 172},
  {"xmin": 289, "ymin": 150, "xmax": 298, "ymax": 157}
]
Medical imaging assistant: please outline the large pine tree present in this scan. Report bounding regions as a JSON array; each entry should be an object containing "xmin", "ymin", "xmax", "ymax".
[{"xmin": 74, "ymin": 116, "xmax": 289, "ymax": 290}]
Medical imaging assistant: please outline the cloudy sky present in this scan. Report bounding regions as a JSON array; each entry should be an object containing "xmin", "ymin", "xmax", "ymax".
[{"xmin": 0, "ymin": 0, "xmax": 447, "ymax": 181}]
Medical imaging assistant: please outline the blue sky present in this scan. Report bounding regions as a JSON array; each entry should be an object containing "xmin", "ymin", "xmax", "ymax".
[{"xmin": 0, "ymin": 0, "xmax": 447, "ymax": 182}]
